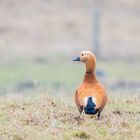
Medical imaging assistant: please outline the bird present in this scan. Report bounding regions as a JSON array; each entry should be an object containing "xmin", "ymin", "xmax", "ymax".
[{"xmin": 73, "ymin": 51, "xmax": 107, "ymax": 119}]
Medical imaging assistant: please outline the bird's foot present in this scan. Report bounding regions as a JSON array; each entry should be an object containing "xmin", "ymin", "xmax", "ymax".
[
  {"xmin": 97, "ymin": 112, "xmax": 101, "ymax": 120},
  {"xmin": 74, "ymin": 111, "xmax": 85, "ymax": 121}
]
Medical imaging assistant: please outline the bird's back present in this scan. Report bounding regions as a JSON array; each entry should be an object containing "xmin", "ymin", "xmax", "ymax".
[{"xmin": 75, "ymin": 82, "xmax": 107, "ymax": 113}]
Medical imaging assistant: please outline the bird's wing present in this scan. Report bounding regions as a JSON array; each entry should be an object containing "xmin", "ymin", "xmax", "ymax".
[{"xmin": 75, "ymin": 90, "xmax": 83, "ymax": 113}]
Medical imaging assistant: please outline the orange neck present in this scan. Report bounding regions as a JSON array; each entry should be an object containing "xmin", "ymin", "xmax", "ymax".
[
  {"xmin": 83, "ymin": 72, "xmax": 98, "ymax": 83},
  {"xmin": 83, "ymin": 55, "xmax": 97, "ymax": 83}
]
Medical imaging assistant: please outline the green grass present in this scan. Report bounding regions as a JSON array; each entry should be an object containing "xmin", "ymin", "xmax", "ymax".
[
  {"xmin": 98, "ymin": 60, "xmax": 140, "ymax": 81},
  {"xmin": 0, "ymin": 94, "xmax": 139, "ymax": 140},
  {"xmin": 0, "ymin": 59, "xmax": 140, "ymax": 95},
  {"xmin": 0, "ymin": 60, "xmax": 83, "ymax": 91}
]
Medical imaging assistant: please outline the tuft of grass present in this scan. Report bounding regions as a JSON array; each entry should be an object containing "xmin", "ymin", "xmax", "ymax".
[{"xmin": 73, "ymin": 131, "xmax": 90, "ymax": 139}]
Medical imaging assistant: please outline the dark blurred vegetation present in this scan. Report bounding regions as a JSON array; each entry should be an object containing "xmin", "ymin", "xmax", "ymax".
[{"xmin": 0, "ymin": 0, "xmax": 140, "ymax": 96}]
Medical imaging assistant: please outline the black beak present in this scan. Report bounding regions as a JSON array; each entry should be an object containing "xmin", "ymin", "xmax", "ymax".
[{"xmin": 73, "ymin": 56, "xmax": 80, "ymax": 61}]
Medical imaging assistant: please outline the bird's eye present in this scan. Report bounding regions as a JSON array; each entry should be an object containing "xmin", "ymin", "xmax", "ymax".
[{"xmin": 82, "ymin": 54, "xmax": 84, "ymax": 56}]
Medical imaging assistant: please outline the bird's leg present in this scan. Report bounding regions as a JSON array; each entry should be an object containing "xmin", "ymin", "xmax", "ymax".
[
  {"xmin": 97, "ymin": 112, "xmax": 101, "ymax": 120},
  {"xmin": 80, "ymin": 109, "xmax": 85, "ymax": 119}
]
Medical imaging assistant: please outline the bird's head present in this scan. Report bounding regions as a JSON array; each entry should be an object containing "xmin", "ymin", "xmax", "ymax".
[{"xmin": 73, "ymin": 51, "xmax": 96, "ymax": 72}]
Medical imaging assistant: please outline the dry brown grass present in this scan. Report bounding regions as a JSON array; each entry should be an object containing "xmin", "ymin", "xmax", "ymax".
[{"xmin": 0, "ymin": 94, "xmax": 139, "ymax": 140}]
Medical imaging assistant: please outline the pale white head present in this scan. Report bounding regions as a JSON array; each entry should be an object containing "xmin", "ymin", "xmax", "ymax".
[{"xmin": 73, "ymin": 51, "xmax": 96, "ymax": 72}]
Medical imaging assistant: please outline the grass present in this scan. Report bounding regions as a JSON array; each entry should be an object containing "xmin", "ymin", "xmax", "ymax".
[
  {"xmin": 0, "ymin": 58, "xmax": 140, "ymax": 95},
  {"xmin": 0, "ymin": 57, "xmax": 139, "ymax": 139},
  {"xmin": 0, "ymin": 59, "xmax": 83, "ymax": 92},
  {"xmin": 0, "ymin": 93, "xmax": 139, "ymax": 140}
]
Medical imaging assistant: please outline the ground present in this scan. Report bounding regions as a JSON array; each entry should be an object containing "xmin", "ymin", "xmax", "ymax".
[{"xmin": 0, "ymin": 93, "xmax": 139, "ymax": 140}]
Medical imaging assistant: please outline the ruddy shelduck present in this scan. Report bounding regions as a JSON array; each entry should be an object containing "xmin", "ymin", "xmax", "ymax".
[{"xmin": 73, "ymin": 51, "xmax": 107, "ymax": 119}]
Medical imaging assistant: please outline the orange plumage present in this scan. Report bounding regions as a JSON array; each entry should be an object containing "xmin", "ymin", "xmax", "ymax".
[{"xmin": 73, "ymin": 51, "xmax": 107, "ymax": 119}]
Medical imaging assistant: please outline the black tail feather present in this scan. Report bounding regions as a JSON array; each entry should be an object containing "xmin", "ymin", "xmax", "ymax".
[{"xmin": 84, "ymin": 97, "xmax": 98, "ymax": 115}]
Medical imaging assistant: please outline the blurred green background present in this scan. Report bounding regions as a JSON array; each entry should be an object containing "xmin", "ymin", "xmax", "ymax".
[{"xmin": 0, "ymin": 0, "xmax": 140, "ymax": 97}]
